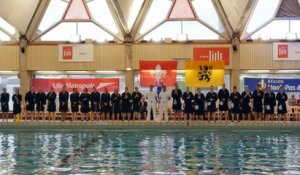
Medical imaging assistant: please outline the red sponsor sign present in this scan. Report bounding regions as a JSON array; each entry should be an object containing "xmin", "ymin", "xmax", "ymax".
[
  {"xmin": 139, "ymin": 61, "xmax": 177, "ymax": 87},
  {"xmin": 63, "ymin": 46, "xmax": 73, "ymax": 60},
  {"xmin": 32, "ymin": 78, "xmax": 119, "ymax": 92},
  {"xmin": 278, "ymin": 44, "xmax": 288, "ymax": 59},
  {"xmin": 193, "ymin": 47, "xmax": 230, "ymax": 65}
]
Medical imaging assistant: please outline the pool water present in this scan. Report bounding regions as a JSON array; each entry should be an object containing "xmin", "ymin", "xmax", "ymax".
[{"xmin": 0, "ymin": 130, "xmax": 300, "ymax": 175}]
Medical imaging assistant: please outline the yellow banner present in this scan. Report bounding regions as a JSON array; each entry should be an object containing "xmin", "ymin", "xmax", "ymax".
[{"xmin": 185, "ymin": 61, "xmax": 224, "ymax": 87}]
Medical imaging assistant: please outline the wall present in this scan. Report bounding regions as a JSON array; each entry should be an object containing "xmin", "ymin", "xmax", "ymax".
[
  {"xmin": 0, "ymin": 45, "xmax": 19, "ymax": 70},
  {"xmin": 27, "ymin": 45, "xmax": 126, "ymax": 70}
]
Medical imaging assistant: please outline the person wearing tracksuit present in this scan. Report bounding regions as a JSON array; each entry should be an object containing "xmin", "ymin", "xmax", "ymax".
[
  {"xmin": 145, "ymin": 85, "xmax": 157, "ymax": 121},
  {"xmin": 158, "ymin": 86, "xmax": 171, "ymax": 121}
]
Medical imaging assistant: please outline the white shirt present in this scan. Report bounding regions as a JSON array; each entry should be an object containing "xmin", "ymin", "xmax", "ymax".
[
  {"xmin": 146, "ymin": 91, "xmax": 157, "ymax": 103},
  {"xmin": 159, "ymin": 91, "xmax": 171, "ymax": 103}
]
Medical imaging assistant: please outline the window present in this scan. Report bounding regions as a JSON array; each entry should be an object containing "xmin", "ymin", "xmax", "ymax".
[
  {"xmin": 0, "ymin": 30, "xmax": 10, "ymax": 41},
  {"xmin": 119, "ymin": 0, "xmax": 144, "ymax": 31},
  {"xmin": 251, "ymin": 20, "xmax": 289, "ymax": 40},
  {"xmin": 0, "ymin": 17, "xmax": 16, "ymax": 35}
]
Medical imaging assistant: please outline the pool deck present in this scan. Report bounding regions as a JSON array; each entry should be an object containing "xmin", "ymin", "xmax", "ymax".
[{"xmin": 1, "ymin": 121, "xmax": 300, "ymax": 130}]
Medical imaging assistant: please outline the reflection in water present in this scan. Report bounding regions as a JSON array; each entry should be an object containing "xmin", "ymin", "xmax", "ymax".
[{"xmin": 0, "ymin": 131, "xmax": 299, "ymax": 174}]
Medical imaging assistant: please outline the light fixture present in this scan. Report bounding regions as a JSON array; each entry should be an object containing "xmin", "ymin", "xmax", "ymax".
[
  {"xmin": 286, "ymin": 20, "xmax": 297, "ymax": 40},
  {"xmin": 177, "ymin": 21, "xmax": 187, "ymax": 42},
  {"xmin": 278, "ymin": 70, "xmax": 300, "ymax": 73},
  {"xmin": 126, "ymin": 67, "xmax": 132, "ymax": 71},
  {"xmin": 70, "ymin": 22, "xmax": 81, "ymax": 43},
  {"xmin": 247, "ymin": 70, "xmax": 270, "ymax": 73},
  {"xmin": 96, "ymin": 71, "xmax": 118, "ymax": 74}
]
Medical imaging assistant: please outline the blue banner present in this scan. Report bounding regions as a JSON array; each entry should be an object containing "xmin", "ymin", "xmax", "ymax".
[{"xmin": 244, "ymin": 78, "xmax": 300, "ymax": 92}]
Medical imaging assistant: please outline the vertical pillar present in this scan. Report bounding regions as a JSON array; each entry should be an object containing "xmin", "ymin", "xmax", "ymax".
[
  {"xmin": 125, "ymin": 44, "xmax": 134, "ymax": 91},
  {"xmin": 230, "ymin": 40, "xmax": 240, "ymax": 90},
  {"xmin": 19, "ymin": 46, "xmax": 32, "ymax": 96}
]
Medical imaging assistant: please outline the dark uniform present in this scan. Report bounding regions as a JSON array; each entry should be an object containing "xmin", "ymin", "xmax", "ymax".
[
  {"xmin": 101, "ymin": 92, "xmax": 111, "ymax": 113},
  {"xmin": 132, "ymin": 91, "xmax": 142, "ymax": 112},
  {"xmin": 206, "ymin": 91, "xmax": 218, "ymax": 112},
  {"xmin": 241, "ymin": 91, "xmax": 252, "ymax": 114},
  {"xmin": 12, "ymin": 94, "xmax": 22, "ymax": 114},
  {"xmin": 80, "ymin": 93, "xmax": 90, "ymax": 113},
  {"xmin": 139, "ymin": 100, "xmax": 147, "ymax": 119},
  {"xmin": 36, "ymin": 92, "xmax": 46, "ymax": 112},
  {"xmin": 229, "ymin": 92, "xmax": 241, "ymax": 114},
  {"xmin": 59, "ymin": 91, "xmax": 69, "ymax": 112},
  {"xmin": 171, "ymin": 89, "xmax": 182, "ymax": 111},
  {"xmin": 90, "ymin": 91, "xmax": 100, "ymax": 112},
  {"xmin": 70, "ymin": 92, "xmax": 80, "ymax": 112},
  {"xmin": 121, "ymin": 92, "xmax": 132, "ymax": 113},
  {"xmin": 1, "ymin": 92, "xmax": 9, "ymax": 112},
  {"xmin": 264, "ymin": 92, "xmax": 276, "ymax": 114},
  {"xmin": 111, "ymin": 93, "xmax": 121, "ymax": 114},
  {"xmin": 276, "ymin": 92, "xmax": 288, "ymax": 114},
  {"xmin": 25, "ymin": 91, "xmax": 36, "ymax": 111},
  {"xmin": 253, "ymin": 89, "xmax": 264, "ymax": 113},
  {"xmin": 47, "ymin": 91, "xmax": 57, "ymax": 112},
  {"xmin": 194, "ymin": 92, "xmax": 205, "ymax": 115},
  {"xmin": 182, "ymin": 91, "xmax": 194, "ymax": 114},
  {"xmin": 218, "ymin": 88, "xmax": 229, "ymax": 111}
]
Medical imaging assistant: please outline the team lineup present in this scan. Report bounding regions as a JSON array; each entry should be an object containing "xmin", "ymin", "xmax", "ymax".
[{"xmin": 0, "ymin": 82, "xmax": 292, "ymax": 122}]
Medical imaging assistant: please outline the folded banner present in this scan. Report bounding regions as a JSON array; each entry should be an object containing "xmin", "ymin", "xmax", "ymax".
[
  {"xmin": 193, "ymin": 47, "xmax": 230, "ymax": 65},
  {"xmin": 32, "ymin": 78, "xmax": 119, "ymax": 92},
  {"xmin": 185, "ymin": 61, "xmax": 224, "ymax": 87},
  {"xmin": 58, "ymin": 44, "xmax": 94, "ymax": 62},
  {"xmin": 244, "ymin": 78, "xmax": 300, "ymax": 92},
  {"xmin": 139, "ymin": 61, "xmax": 177, "ymax": 86}
]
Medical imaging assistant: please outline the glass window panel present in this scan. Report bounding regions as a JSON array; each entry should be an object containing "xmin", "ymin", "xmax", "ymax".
[
  {"xmin": 0, "ymin": 30, "xmax": 10, "ymax": 41},
  {"xmin": 64, "ymin": 0, "xmax": 90, "ymax": 20},
  {"xmin": 139, "ymin": 0, "xmax": 172, "ymax": 34},
  {"xmin": 144, "ymin": 21, "xmax": 220, "ymax": 41},
  {"xmin": 169, "ymin": 0, "xmax": 195, "ymax": 19},
  {"xmin": 291, "ymin": 20, "xmax": 300, "ymax": 37},
  {"xmin": 87, "ymin": 0, "xmax": 119, "ymax": 34},
  {"xmin": 251, "ymin": 20, "xmax": 289, "ymax": 40},
  {"xmin": 246, "ymin": 0, "xmax": 280, "ymax": 33},
  {"xmin": 78, "ymin": 22, "xmax": 113, "ymax": 41},
  {"xmin": 192, "ymin": 0, "xmax": 224, "ymax": 32},
  {"xmin": 0, "ymin": 17, "xmax": 16, "ymax": 35},
  {"xmin": 127, "ymin": 0, "xmax": 144, "ymax": 31},
  {"xmin": 38, "ymin": 0, "xmax": 68, "ymax": 33},
  {"xmin": 41, "ymin": 22, "xmax": 76, "ymax": 41}
]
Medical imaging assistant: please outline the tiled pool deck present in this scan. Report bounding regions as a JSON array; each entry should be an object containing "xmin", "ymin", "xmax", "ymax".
[{"xmin": 0, "ymin": 121, "xmax": 300, "ymax": 130}]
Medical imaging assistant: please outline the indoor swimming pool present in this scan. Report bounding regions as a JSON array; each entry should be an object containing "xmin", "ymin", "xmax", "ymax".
[{"xmin": 0, "ymin": 129, "xmax": 300, "ymax": 174}]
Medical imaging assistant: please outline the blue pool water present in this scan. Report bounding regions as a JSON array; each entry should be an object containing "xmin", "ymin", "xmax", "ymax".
[{"xmin": 0, "ymin": 130, "xmax": 300, "ymax": 174}]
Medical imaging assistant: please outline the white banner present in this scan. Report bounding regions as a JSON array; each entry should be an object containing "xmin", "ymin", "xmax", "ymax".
[
  {"xmin": 58, "ymin": 44, "xmax": 93, "ymax": 62},
  {"xmin": 273, "ymin": 42, "xmax": 300, "ymax": 60}
]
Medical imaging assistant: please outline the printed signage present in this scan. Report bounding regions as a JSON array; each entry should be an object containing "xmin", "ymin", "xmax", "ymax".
[
  {"xmin": 58, "ymin": 44, "xmax": 93, "ymax": 62},
  {"xmin": 273, "ymin": 42, "xmax": 300, "ymax": 60},
  {"xmin": 193, "ymin": 47, "xmax": 230, "ymax": 65}
]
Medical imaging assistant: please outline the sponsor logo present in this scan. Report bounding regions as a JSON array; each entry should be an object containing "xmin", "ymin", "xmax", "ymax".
[
  {"xmin": 278, "ymin": 45, "xmax": 288, "ymax": 58},
  {"xmin": 63, "ymin": 46, "xmax": 72, "ymax": 60}
]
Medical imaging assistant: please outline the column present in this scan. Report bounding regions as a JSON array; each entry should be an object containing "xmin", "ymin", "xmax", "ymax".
[
  {"xmin": 230, "ymin": 39, "xmax": 240, "ymax": 90},
  {"xmin": 124, "ymin": 44, "xmax": 134, "ymax": 91},
  {"xmin": 19, "ymin": 46, "xmax": 32, "ymax": 96}
]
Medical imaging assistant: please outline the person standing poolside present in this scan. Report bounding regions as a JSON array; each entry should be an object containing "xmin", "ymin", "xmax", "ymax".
[
  {"xmin": 194, "ymin": 88, "xmax": 206, "ymax": 120},
  {"xmin": 171, "ymin": 83, "xmax": 182, "ymax": 121},
  {"xmin": 276, "ymin": 86, "xmax": 288, "ymax": 121},
  {"xmin": 158, "ymin": 86, "xmax": 171, "ymax": 121},
  {"xmin": 206, "ymin": 86, "xmax": 218, "ymax": 121},
  {"xmin": 12, "ymin": 89, "xmax": 22, "ymax": 121},
  {"xmin": 59, "ymin": 85, "xmax": 69, "ymax": 122},
  {"xmin": 47, "ymin": 87, "xmax": 57, "ymax": 121},
  {"xmin": 132, "ymin": 87, "xmax": 142, "ymax": 121},
  {"xmin": 1, "ymin": 88, "xmax": 10, "ymax": 122},
  {"xmin": 241, "ymin": 86, "xmax": 252, "ymax": 121},
  {"xmin": 111, "ymin": 88, "xmax": 121, "ymax": 120},
  {"xmin": 139, "ymin": 96, "xmax": 147, "ymax": 120},
  {"xmin": 264, "ymin": 86, "xmax": 276, "ymax": 121},
  {"xmin": 90, "ymin": 86, "xmax": 101, "ymax": 121},
  {"xmin": 253, "ymin": 84, "xmax": 264, "ymax": 120},
  {"xmin": 182, "ymin": 87, "xmax": 194, "ymax": 121},
  {"xmin": 121, "ymin": 87, "xmax": 132, "ymax": 121},
  {"xmin": 36, "ymin": 89, "xmax": 46, "ymax": 121},
  {"xmin": 25, "ymin": 87, "xmax": 36, "ymax": 121},
  {"xmin": 145, "ymin": 85, "xmax": 158, "ymax": 121},
  {"xmin": 218, "ymin": 83, "xmax": 230, "ymax": 121},
  {"xmin": 80, "ymin": 87, "xmax": 90, "ymax": 121},
  {"xmin": 70, "ymin": 88, "xmax": 80, "ymax": 121},
  {"xmin": 101, "ymin": 87, "xmax": 111, "ymax": 120},
  {"xmin": 229, "ymin": 86, "xmax": 241, "ymax": 122}
]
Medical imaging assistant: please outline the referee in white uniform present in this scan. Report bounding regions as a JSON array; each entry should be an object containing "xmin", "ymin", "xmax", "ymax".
[
  {"xmin": 159, "ymin": 86, "xmax": 171, "ymax": 121},
  {"xmin": 145, "ymin": 85, "xmax": 158, "ymax": 121}
]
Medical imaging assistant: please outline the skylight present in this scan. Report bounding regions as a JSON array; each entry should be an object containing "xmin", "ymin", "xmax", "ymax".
[
  {"xmin": 0, "ymin": 17, "xmax": 16, "ymax": 35},
  {"xmin": 126, "ymin": 0, "xmax": 144, "ymax": 31},
  {"xmin": 0, "ymin": 30, "xmax": 10, "ymax": 41}
]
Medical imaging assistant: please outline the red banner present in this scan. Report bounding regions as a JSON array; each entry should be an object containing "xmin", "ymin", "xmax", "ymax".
[
  {"xmin": 139, "ymin": 61, "xmax": 177, "ymax": 87},
  {"xmin": 193, "ymin": 47, "xmax": 230, "ymax": 65},
  {"xmin": 32, "ymin": 78, "xmax": 119, "ymax": 92}
]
